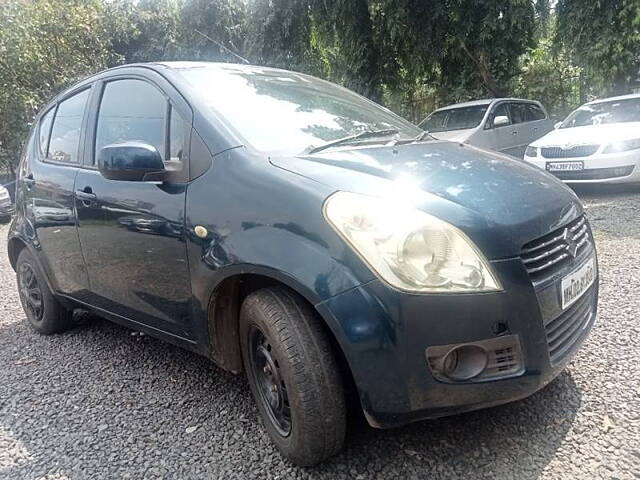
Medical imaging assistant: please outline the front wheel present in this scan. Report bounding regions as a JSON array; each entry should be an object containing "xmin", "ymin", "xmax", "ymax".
[{"xmin": 240, "ymin": 286, "xmax": 346, "ymax": 466}]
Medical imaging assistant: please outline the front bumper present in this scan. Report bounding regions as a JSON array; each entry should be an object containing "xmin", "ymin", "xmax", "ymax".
[
  {"xmin": 317, "ymin": 247, "xmax": 598, "ymax": 428},
  {"xmin": 524, "ymin": 149, "xmax": 640, "ymax": 184}
]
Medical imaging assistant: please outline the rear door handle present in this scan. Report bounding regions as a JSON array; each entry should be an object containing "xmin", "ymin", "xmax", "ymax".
[{"xmin": 511, "ymin": 130, "xmax": 518, "ymax": 135}]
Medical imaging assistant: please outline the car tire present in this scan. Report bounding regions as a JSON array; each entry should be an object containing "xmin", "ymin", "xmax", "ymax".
[
  {"xmin": 16, "ymin": 248, "xmax": 73, "ymax": 334},
  {"xmin": 239, "ymin": 286, "xmax": 346, "ymax": 466}
]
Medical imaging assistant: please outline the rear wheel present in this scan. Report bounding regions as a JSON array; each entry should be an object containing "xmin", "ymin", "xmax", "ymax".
[
  {"xmin": 239, "ymin": 286, "xmax": 346, "ymax": 466},
  {"xmin": 16, "ymin": 249, "xmax": 73, "ymax": 334}
]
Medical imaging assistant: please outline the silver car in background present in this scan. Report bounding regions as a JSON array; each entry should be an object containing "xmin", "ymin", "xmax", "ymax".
[
  {"xmin": 0, "ymin": 184, "xmax": 12, "ymax": 223},
  {"xmin": 419, "ymin": 98, "xmax": 554, "ymax": 158}
]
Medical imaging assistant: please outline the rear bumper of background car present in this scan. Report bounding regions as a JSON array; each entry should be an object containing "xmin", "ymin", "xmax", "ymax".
[
  {"xmin": 525, "ymin": 149, "xmax": 640, "ymax": 184},
  {"xmin": 316, "ymin": 247, "xmax": 598, "ymax": 428}
]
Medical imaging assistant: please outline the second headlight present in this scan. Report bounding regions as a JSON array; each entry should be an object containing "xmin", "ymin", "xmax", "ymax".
[{"xmin": 323, "ymin": 191, "xmax": 502, "ymax": 293}]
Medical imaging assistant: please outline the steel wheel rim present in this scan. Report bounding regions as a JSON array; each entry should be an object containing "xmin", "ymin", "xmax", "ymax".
[
  {"xmin": 249, "ymin": 326, "xmax": 292, "ymax": 436},
  {"xmin": 19, "ymin": 262, "xmax": 43, "ymax": 322}
]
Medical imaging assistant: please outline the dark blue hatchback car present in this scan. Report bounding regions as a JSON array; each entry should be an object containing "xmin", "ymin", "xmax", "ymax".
[{"xmin": 8, "ymin": 62, "xmax": 598, "ymax": 465}]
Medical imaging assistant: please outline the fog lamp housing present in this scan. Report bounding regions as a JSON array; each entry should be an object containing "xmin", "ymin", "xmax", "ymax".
[{"xmin": 426, "ymin": 335, "xmax": 524, "ymax": 383}]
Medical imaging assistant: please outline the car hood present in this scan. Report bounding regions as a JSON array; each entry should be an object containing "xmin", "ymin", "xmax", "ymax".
[
  {"xmin": 429, "ymin": 128, "xmax": 475, "ymax": 142},
  {"xmin": 531, "ymin": 122, "xmax": 640, "ymax": 147},
  {"xmin": 271, "ymin": 141, "xmax": 582, "ymax": 259}
]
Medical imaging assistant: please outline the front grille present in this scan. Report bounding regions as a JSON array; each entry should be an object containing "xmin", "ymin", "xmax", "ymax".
[
  {"xmin": 521, "ymin": 215, "xmax": 591, "ymax": 281},
  {"xmin": 545, "ymin": 285, "xmax": 596, "ymax": 364},
  {"xmin": 550, "ymin": 165, "xmax": 635, "ymax": 181},
  {"xmin": 541, "ymin": 145, "xmax": 599, "ymax": 158}
]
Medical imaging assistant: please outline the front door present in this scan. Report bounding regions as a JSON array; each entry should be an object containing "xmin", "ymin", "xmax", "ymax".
[{"xmin": 75, "ymin": 77, "xmax": 194, "ymax": 339}]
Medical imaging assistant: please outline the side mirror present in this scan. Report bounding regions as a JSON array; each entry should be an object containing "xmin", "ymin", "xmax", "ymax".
[
  {"xmin": 493, "ymin": 115, "xmax": 510, "ymax": 128},
  {"xmin": 554, "ymin": 121, "xmax": 562, "ymax": 129},
  {"xmin": 97, "ymin": 142, "xmax": 165, "ymax": 182}
]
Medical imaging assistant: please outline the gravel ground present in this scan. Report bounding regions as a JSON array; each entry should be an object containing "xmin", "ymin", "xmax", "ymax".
[{"xmin": 0, "ymin": 185, "xmax": 639, "ymax": 480}]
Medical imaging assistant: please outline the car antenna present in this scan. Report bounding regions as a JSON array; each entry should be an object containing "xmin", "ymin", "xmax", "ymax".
[{"xmin": 194, "ymin": 29, "xmax": 250, "ymax": 64}]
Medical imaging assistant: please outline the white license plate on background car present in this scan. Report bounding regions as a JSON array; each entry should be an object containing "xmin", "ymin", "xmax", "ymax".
[
  {"xmin": 547, "ymin": 161, "xmax": 584, "ymax": 172},
  {"xmin": 561, "ymin": 257, "xmax": 596, "ymax": 309}
]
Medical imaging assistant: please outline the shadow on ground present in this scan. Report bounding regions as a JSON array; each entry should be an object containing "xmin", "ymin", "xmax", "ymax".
[{"xmin": 0, "ymin": 314, "xmax": 582, "ymax": 479}]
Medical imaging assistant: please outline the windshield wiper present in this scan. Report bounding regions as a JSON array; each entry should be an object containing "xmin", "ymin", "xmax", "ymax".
[
  {"xmin": 413, "ymin": 130, "xmax": 435, "ymax": 142},
  {"xmin": 304, "ymin": 129, "xmax": 400, "ymax": 154}
]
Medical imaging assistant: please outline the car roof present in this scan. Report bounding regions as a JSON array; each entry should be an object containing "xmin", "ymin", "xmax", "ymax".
[
  {"xmin": 585, "ymin": 92, "xmax": 640, "ymax": 105},
  {"xmin": 433, "ymin": 98, "xmax": 540, "ymax": 112},
  {"xmin": 153, "ymin": 61, "xmax": 281, "ymax": 73}
]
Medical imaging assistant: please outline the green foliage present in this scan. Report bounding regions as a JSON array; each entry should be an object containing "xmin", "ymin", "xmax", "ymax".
[
  {"xmin": 0, "ymin": 0, "xmax": 118, "ymax": 172},
  {"xmin": 556, "ymin": 0, "xmax": 640, "ymax": 95},
  {"xmin": 514, "ymin": 35, "xmax": 583, "ymax": 118},
  {"xmin": 1, "ymin": 0, "xmax": 639, "ymax": 172}
]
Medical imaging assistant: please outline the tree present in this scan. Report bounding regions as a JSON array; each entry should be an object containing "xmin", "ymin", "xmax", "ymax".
[
  {"xmin": 0, "ymin": 0, "xmax": 119, "ymax": 173},
  {"xmin": 439, "ymin": 0, "xmax": 536, "ymax": 99},
  {"xmin": 176, "ymin": 0, "xmax": 247, "ymax": 62},
  {"xmin": 556, "ymin": 0, "xmax": 640, "ymax": 95}
]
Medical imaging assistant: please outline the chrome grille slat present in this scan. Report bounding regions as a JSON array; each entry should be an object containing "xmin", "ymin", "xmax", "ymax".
[
  {"xmin": 522, "ymin": 244, "xmax": 568, "ymax": 264},
  {"xmin": 521, "ymin": 231, "xmax": 566, "ymax": 254},
  {"xmin": 526, "ymin": 253, "xmax": 570, "ymax": 273},
  {"xmin": 572, "ymin": 223, "xmax": 588, "ymax": 240},
  {"xmin": 569, "ymin": 217, "xmax": 586, "ymax": 232},
  {"xmin": 520, "ymin": 214, "xmax": 592, "ymax": 280}
]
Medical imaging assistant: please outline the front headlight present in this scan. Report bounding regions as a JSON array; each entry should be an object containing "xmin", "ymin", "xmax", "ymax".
[
  {"xmin": 603, "ymin": 138, "xmax": 640, "ymax": 153},
  {"xmin": 0, "ymin": 187, "xmax": 8, "ymax": 200},
  {"xmin": 525, "ymin": 146, "xmax": 538, "ymax": 157},
  {"xmin": 323, "ymin": 191, "xmax": 502, "ymax": 293}
]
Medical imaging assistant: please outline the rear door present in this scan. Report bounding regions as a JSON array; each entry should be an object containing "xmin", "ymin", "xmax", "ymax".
[
  {"xmin": 525, "ymin": 102, "xmax": 553, "ymax": 142},
  {"xmin": 487, "ymin": 102, "xmax": 519, "ymax": 156},
  {"xmin": 74, "ymin": 73, "xmax": 195, "ymax": 339},
  {"xmin": 21, "ymin": 87, "xmax": 92, "ymax": 296},
  {"xmin": 508, "ymin": 102, "xmax": 534, "ymax": 158}
]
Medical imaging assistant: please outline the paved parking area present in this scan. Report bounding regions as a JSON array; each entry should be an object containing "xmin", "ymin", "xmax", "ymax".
[{"xmin": 0, "ymin": 185, "xmax": 638, "ymax": 479}]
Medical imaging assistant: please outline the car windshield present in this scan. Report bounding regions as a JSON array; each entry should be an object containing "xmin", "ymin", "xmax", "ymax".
[
  {"xmin": 176, "ymin": 65, "xmax": 421, "ymax": 154},
  {"xmin": 419, "ymin": 105, "xmax": 489, "ymax": 132},
  {"xmin": 560, "ymin": 97, "xmax": 640, "ymax": 128}
]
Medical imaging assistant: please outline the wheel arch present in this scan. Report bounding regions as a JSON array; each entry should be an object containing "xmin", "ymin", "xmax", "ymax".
[
  {"xmin": 206, "ymin": 272, "xmax": 358, "ymax": 400},
  {"xmin": 7, "ymin": 235, "xmax": 28, "ymax": 271}
]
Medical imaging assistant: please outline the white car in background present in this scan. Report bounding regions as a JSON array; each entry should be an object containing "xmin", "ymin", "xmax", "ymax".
[
  {"xmin": 524, "ymin": 93, "xmax": 640, "ymax": 183},
  {"xmin": 419, "ymin": 98, "xmax": 553, "ymax": 158}
]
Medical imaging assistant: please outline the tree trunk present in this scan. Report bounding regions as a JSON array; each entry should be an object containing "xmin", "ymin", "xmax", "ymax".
[{"xmin": 460, "ymin": 42, "xmax": 507, "ymax": 97}]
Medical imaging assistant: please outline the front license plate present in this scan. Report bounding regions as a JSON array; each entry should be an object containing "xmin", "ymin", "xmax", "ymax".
[
  {"xmin": 547, "ymin": 161, "xmax": 584, "ymax": 172},
  {"xmin": 561, "ymin": 257, "xmax": 596, "ymax": 309}
]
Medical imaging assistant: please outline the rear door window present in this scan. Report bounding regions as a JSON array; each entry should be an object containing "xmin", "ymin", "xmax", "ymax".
[
  {"xmin": 48, "ymin": 89, "xmax": 90, "ymax": 164},
  {"xmin": 526, "ymin": 103, "xmax": 546, "ymax": 121},
  {"xmin": 38, "ymin": 109, "xmax": 55, "ymax": 158}
]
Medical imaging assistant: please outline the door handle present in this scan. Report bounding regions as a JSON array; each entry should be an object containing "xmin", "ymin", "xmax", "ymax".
[
  {"xmin": 511, "ymin": 131, "xmax": 518, "ymax": 135},
  {"xmin": 24, "ymin": 174, "xmax": 35, "ymax": 189},
  {"xmin": 75, "ymin": 187, "xmax": 97, "ymax": 203}
]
